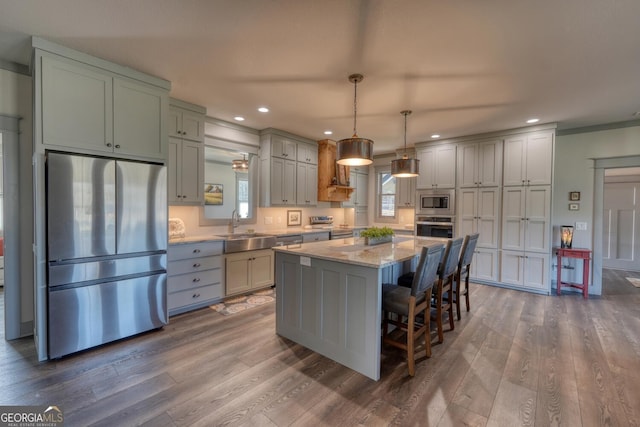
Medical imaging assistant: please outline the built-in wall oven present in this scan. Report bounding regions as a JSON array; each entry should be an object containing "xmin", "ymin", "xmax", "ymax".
[
  {"xmin": 415, "ymin": 216, "xmax": 455, "ymax": 239},
  {"xmin": 417, "ymin": 189, "xmax": 455, "ymax": 216}
]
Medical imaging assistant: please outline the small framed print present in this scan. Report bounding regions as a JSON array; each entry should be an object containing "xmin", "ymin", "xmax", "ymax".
[
  {"xmin": 569, "ymin": 191, "xmax": 580, "ymax": 201},
  {"xmin": 569, "ymin": 203, "xmax": 579, "ymax": 211},
  {"xmin": 287, "ymin": 210, "xmax": 302, "ymax": 226}
]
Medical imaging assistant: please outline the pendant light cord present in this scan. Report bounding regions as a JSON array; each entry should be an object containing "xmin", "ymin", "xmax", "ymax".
[
  {"xmin": 403, "ymin": 111, "xmax": 407, "ymax": 153},
  {"xmin": 352, "ymin": 80, "xmax": 358, "ymax": 137}
]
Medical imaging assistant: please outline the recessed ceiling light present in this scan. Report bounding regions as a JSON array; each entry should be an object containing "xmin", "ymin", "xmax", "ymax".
[
  {"xmin": 526, "ymin": 118, "xmax": 539, "ymax": 124},
  {"xmin": 258, "ymin": 107, "xmax": 269, "ymax": 113},
  {"xmin": 431, "ymin": 134, "xmax": 440, "ymax": 139},
  {"xmin": 324, "ymin": 130, "xmax": 333, "ymax": 135},
  {"xmin": 234, "ymin": 116, "xmax": 245, "ymax": 121}
]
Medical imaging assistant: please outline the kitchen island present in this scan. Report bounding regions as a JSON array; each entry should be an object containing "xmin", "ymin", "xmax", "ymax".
[{"xmin": 273, "ymin": 236, "xmax": 444, "ymax": 380}]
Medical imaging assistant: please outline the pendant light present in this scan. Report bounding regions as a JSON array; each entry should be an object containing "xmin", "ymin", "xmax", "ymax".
[
  {"xmin": 337, "ymin": 73, "xmax": 373, "ymax": 166},
  {"xmin": 391, "ymin": 110, "xmax": 420, "ymax": 177},
  {"xmin": 231, "ymin": 154, "xmax": 249, "ymax": 172}
]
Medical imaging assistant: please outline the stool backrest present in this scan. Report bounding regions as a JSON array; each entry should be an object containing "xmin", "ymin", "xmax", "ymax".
[
  {"xmin": 411, "ymin": 244, "xmax": 444, "ymax": 298},
  {"xmin": 459, "ymin": 233, "xmax": 480, "ymax": 269},
  {"xmin": 440, "ymin": 237, "xmax": 464, "ymax": 279}
]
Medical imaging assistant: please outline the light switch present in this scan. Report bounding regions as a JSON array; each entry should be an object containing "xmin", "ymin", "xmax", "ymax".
[{"xmin": 575, "ymin": 222, "xmax": 587, "ymax": 231}]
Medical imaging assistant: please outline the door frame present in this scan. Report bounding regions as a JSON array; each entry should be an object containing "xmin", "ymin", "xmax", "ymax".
[
  {"xmin": 0, "ymin": 114, "xmax": 21, "ymax": 340},
  {"xmin": 593, "ymin": 155, "xmax": 640, "ymax": 294}
]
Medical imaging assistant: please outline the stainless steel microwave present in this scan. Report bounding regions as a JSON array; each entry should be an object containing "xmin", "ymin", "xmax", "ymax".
[{"xmin": 417, "ymin": 189, "xmax": 455, "ymax": 215}]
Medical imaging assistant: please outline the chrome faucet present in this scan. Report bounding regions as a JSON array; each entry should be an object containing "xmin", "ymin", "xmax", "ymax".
[{"xmin": 228, "ymin": 209, "xmax": 240, "ymax": 233}]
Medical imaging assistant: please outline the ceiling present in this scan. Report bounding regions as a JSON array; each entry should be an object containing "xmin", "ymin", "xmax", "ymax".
[{"xmin": 2, "ymin": 0, "xmax": 640, "ymax": 154}]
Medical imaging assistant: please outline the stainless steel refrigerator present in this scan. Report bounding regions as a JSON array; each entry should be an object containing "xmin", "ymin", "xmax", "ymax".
[{"xmin": 46, "ymin": 152, "xmax": 167, "ymax": 358}]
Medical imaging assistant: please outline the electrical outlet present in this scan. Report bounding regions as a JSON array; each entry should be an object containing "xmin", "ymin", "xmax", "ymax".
[
  {"xmin": 264, "ymin": 216, "xmax": 273, "ymax": 224},
  {"xmin": 575, "ymin": 222, "xmax": 587, "ymax": 231}
]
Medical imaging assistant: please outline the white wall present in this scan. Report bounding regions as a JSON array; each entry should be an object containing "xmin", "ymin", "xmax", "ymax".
[
  {"xmin": 0, "ymin": 68, "xmax": 35, "ymax": 332},
  {"xmin": 554, "ymin": 125, "xmax": 640, "ymax": 293}
]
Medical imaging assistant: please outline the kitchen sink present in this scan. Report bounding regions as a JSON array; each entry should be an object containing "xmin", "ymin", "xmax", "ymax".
[{"xmin": 219, "ymin": 233, "xmax": 277, "ymax": 253}]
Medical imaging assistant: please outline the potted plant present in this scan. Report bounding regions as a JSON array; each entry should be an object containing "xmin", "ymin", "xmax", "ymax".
[{"xmin": 360, "ymin": 226, "xmax": 395, "ymax": 246}]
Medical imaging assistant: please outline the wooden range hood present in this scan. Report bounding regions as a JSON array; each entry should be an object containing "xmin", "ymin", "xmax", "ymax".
[{"xmin": 317, "ymin": 139, "xmax": 354, "ymax": 202}]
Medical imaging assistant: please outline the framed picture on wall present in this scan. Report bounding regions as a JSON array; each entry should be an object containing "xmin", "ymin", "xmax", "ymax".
[
  {"xmin": 569, "ymin": 191, "xmax": 580, "ymax": 201},
  {"xmin": 204, "ymin": 183, "xmax": 223, "ymax": 205},
  {"xmin": 287, "ymin": 210, "xmax": 302, "ymax": 226}
]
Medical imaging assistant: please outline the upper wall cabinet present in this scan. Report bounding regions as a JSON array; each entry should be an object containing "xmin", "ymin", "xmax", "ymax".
[
  {"xmin": 416, "ymin": 144, "xmax": 456, "ymax": 189},
  {"xmin": 34, "ymin": 40, "xmax": 170, "ymax": 162},
  {"xmin": 259, "ymin": 129, "xmax": 318, "ymax": 207},
  {"xmin": 503, "ymin": 131, "xmax": 554, "ymax": 186},
  {"xmin": 457, "ymin": 139, "xmax": 503, "ymax": 188},
  {"xmin": 168, "ymin": 106, "xmax": 205, "ymax": 143},
  {"xmin": 167, "ymin": 100, "xmax": 206, "ymax": 205}
]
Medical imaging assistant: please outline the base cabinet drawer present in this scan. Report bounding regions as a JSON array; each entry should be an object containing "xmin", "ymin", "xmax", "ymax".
[
  {"xmin": 168, "ymin": 284, "xmax": 222, "ymax": 311},
  {"xmin": 168, "ymin": 256, "xmax": 221, "ymax": 276},
  {"xmin": 167, "ymin": 241, "xmax": 225, "ymax": 315},
  {"xmin": 168, "ymin": 241, "xmax": 223, "ymax": 261},
  {"xmin": 168, "ymin": 269, "xmax": 222, "ymax": 293}
]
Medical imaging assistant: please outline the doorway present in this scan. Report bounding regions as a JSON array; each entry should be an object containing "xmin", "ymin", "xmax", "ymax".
[
  {"xmin": 0, "ymin": 115, "xmax": 20, "ymax": 340},
  {"xmin": 594, "ymin": 158, "xmax": 640, "ymax": 296}
]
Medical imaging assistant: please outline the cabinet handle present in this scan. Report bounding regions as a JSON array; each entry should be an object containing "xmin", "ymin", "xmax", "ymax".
[
  {"xmin": 106, "ymin": 143, "xmax": 112, "ymax": 147},
  {"xmin": 192, "ymin": 293, "xmax": 201, "ymax": 298},
  {"xmin": 115, "ymin": 144, "xmax": 121, "ymax": 149},
  {"xmin": 193, "ymin": 277, "xmax": 200, "ymax": 282},
  {"xmin": 193, "ymin": 263, "xmax": 201, "ymax": 268},
  {"xmin": 193, "ymin": 249, "xmax": 201, "ymax": 253}
]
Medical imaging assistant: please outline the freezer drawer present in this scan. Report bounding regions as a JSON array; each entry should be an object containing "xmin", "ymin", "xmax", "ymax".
[
  {"xmin": 48, "ymin": 253, "xmax": 166, "ymax": 287},
  {"xmin": 48, "ymin": 273, "xmax": 167, "ymax": 358}
]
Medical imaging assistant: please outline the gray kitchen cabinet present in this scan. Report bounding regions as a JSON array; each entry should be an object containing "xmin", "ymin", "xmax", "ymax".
[
  {"xmin": 343, "ymin": 167, "xmax": 369, "ymax": 207},
  {"xmin": 297, "ymin": 142, "xmax": 318, "ymax": 164},
  {"xmin": 302, "ymin": 231, "xmax": 330, "ymax": 243},
  {"xmin": 37, "ymin": 50, "xmax": 168, "ymax": 162},
  {"xmin": 396, "ymin": 176, "xmax": 416, "ymax": 208},
  {"xmin": 167, "ymin": 100, "xmax": 206, "ymax": 205},
  {"xmin": 271, "ymin": 135, "xmax": 297, "ymax": 159},
  {"xmin": 271, "ymin": 157, "xmax": 297, "ymax": 205},
  {"xmin": 416, "ymin": 144, "xmax": 456, "ymax": 189},
  {"xmin": 168, "ymin": 137, "xmax": 204, "ymax": 204},
  {"xmin": 503, "ymin": 131, "xmax": 553, "ymax": 186},
  {"xmin": 168, "ymin": 241, "xmax": 224, "ymax": 315},
  {"xmin": 113, "ymin": 77, "xmax": 167, "ymax": 159},
  {"xmin": 297, "ymin": 162, "xmax": 318, "ymax": 206},
  {"xmin": 225, "ymin": 249, "xmax": 274, "ymax": 296},
  {"xmin": 168, "ymin": 105, "xmax": 205, "ymax": 143},
  {"xmin": 259, "ymin": 129, "xmax": 318, "ymax": 207},
  {"xmin": 457, "ymin": 139, "xmax": 503, "ymax": 188}
]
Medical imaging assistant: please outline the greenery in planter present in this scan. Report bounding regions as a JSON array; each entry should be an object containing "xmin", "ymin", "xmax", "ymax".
[{"xmin": 360, "ymin": 226, "xmax": 395, "ymax": 239}]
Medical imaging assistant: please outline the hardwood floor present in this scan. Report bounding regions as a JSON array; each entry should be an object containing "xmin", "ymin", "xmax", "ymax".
[{"xmin": 1, "ymin": 276, "xmax": 640, "ymax": 426}]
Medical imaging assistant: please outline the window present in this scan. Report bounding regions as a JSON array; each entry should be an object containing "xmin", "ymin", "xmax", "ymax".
[
  {"xmin": 376, "ymin": 170, "xmax": 396, "ymax": 222},
  {"xmin": 236, "ymin": 173, "xmax": 249, "ymax": 218}
]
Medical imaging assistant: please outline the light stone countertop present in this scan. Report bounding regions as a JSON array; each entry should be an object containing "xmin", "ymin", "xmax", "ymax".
[
  {"xmin": 168, "ymin": 227, "xmax": 348, "ymax": 245},
  {"xmin": 273, "ymin": 236, "xmax": 446, "ymax": 268}
]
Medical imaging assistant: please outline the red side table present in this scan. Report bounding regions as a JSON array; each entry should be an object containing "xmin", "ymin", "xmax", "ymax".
[{"xmin": 556, "ymin": 247, "xmax": 591, "ymax": 299}]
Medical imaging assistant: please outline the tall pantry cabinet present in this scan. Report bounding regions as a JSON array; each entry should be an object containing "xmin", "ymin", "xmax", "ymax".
[
  {"xmin": 500, "ymin": 131, "xmax": 554, "ymax": 291},
  {"xmin": 457, "ymin": 139, "xmax": 502, "ymax": 282},
  {"xmin": 452, "ymin": 127, "xmax": 555, "ymax": 293}
]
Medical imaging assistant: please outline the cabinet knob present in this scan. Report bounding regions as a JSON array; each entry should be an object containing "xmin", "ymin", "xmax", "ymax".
[
  {"xmin": 106, "ymin": 143, "xmax": 112, "ymax": 147},
  {"xmin": 193, "ymin": 277, "xmax": 200, "ymax": 282},
  {"xmin": 192, "ymin": 293, "xmax": 200, "ymax": 298},
  {"xmin": 193, "ymin": 263, "xmax": 201, "ymax": 268},
  {"xmin": 193, "ymin": 249, "xmax": 201, "ymax": 253},
  {"xmin": 115, "ymin": 144, "xmax": 121, "ymax": 149}
]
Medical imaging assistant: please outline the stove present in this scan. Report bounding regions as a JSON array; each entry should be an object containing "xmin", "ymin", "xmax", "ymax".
[{"xmin": 309, "ymin": 215, "xmax": 353, "ymax": 239}]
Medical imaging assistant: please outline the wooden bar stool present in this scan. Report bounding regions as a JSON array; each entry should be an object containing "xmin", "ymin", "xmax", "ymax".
[
  {"xmin": 453, "ymin": 233, "xmax": 479, "ymax": 320},
  {"xmin": 431, "ymin": 238, "xmax": 463, "ymax": 344},
  {"xmin": 382, "ymin": 244, "xmax": 444, "ymax": 376}
]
